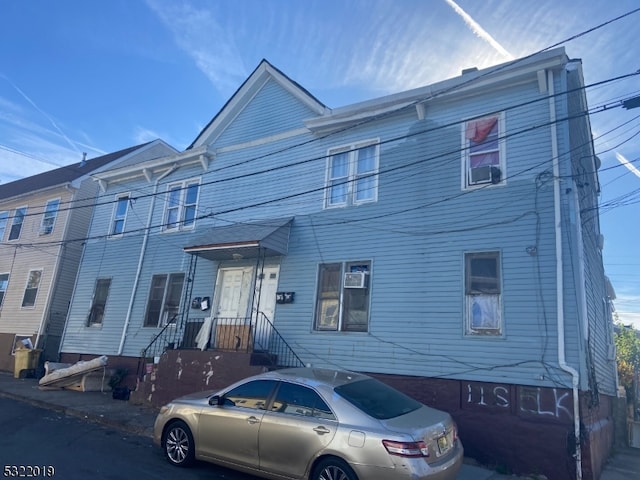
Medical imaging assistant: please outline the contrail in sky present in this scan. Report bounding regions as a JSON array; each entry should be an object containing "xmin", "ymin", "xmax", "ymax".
[
  {"xmin": 615, "ymin": 152, "xmax": 640, "ymax": 179},
  {"xmin": 0, "ymin": 73, "xmax": 81, "ymax": 155},
  {"xmin": 443, "ymin": 0, "xmax": 514, "ymax": 60}
]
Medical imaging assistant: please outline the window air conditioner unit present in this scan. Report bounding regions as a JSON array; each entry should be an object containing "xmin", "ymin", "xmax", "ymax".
[
  {"xmin": 470, "ymin": 166, "xmax": 501, "ymax": 185},
  {"xmin": 344, "ymin": 272, "xmax": 368, "ymax": 288}
]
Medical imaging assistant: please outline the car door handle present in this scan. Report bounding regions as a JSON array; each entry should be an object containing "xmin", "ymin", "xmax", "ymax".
[
  {"xmin": 247, "ymin": 416, "xmax": 260, "ymax": 425},
  {"xmin": 313, "ymin": 426, "xmax": 331, "ymax": 435}
]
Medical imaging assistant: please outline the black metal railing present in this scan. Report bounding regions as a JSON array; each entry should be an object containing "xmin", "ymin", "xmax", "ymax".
[{"xmin": 138, "ymin": 312, "xmax": 303, "ymax": 379}]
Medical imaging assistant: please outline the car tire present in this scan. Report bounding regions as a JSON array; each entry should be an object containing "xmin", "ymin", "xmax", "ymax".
[
  {"xmin": 163, "ymin": 420, "xmax": 195, "ymax": 467},
  {"xmin": 312, "ymin": 457, "xmax": 358, "ymax": 480}
]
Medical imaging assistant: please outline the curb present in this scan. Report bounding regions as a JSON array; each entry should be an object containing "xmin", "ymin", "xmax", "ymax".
[{"xmin": 0, "ymin": 390, "xmax": 154, "ymax": 438}]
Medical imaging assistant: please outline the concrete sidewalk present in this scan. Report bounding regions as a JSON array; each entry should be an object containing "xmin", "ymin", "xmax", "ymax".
[{"xmin": 0, "ymin": 371, "xmax": 637, "ymax": 479}]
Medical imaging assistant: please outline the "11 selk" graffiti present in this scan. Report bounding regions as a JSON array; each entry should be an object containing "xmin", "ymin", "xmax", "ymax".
[{"xmin": 466, "ymin": 383, "xmax": 573, "ymax": 421}]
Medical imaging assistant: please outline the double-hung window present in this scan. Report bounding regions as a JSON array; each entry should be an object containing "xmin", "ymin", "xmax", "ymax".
[
  {"xmin": 40, "ymin": 199, "xmax": 60, "ymax": 235},
  {"xmin": 144, "ymin": 273, "xmax": 185, "ymax": 327},
  {"xmin": 0, "ymin": 273, "xmax": 9, "ymax": 308},
  {"xmin": 315, "ymin": 261, "xmax": 371, "ymax": 332},
  {"xmin": 0, "ymin": 211, "xmax": 8, "ymax": 241},
  {"xmin": 325, "ymin": 141, "xmax": 379, "ymax": 208},
  {"xmin": 87, "ymin": 278, "xmax": 111, "ymax": 326},
  {"xmin": 465, "ymin": 252, "xmax": 502, "ymax": 335},
  {"xmin": 8, "ymin": 207, "xmax": 27, "ymax": 241},
  {"xmin": 22, "ymin": 269, "xmax": 42, "ymax": 308},
  {"xmin": 111, "ymin": 194, "xmax": 129, "ymax": 236},
  {"xmin": 164, "ymin": 180, "xmax": 200, "ymax": 231},
  {"xmin": 463, "ymin": 114, "xmax": 505, "ymax": 188}
]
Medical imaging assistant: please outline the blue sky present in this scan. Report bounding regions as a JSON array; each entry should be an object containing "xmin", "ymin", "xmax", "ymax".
[{"xmin": 1, "ymin": 0, "xmax": 639, "ymax": 327}]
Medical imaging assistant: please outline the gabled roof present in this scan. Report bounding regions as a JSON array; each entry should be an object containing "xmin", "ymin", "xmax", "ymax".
[
  {"xmin": 0, "ymin": 142, "xmax": 157, "ymax": 201},
  {"xmin": 188, "ymin": 59, "xmax": 328, "ymax": 149}
]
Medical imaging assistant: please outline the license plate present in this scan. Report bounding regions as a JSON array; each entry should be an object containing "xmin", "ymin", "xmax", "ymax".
[{"xmin": 437, "ymin": 434, "xmax": 451, "ymax": 455}]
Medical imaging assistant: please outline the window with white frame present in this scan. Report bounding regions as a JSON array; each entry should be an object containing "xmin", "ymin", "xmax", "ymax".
[
  {"xmin": 111, "ymin": 194, "xmax": 129, "ymax": 236},
  {"xmin": 325, "ymin": 141, "xmax": 378, "ymax": 208},
  {"xmin": 315, "ymin": 261, "xmax": 370, "ymax": 332},
  {"xmin": 21, "ymin": 269, "xmax": 42, "ymax": 308},
  {"xmin": 8, "ymin": 207, "xmax": 27, "ymax": 241},
  {"xmin": 87, "ymin": 278, "xmax": 111, "ymax": 326},
  {"xmin": 0, "ymin": 211, "xmax": 8, "ymax": 241},
  {"xmin": 144, "ymin": 273, "xmax": 185, "ymax": 327},
  {"xmin": 0, "ymin": 273, "xmax": 9, "ymax": 308},
  {"xmin": 40, "ymin": 199, "xmax": 60, "ymax": 235},
  {"xmin": 463, "ymin": 114, "xmax": 505, "ymax": 188},
  {"xmin": 465, "ymin": 252, "xmax": 502, "ymax": 335},
  {"xmin": 164, "ymin": 180, "xmax": 200, "ymax": 231}
]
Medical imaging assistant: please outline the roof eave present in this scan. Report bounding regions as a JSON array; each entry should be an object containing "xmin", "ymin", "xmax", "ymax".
[{"xmin": 306, "ymin": 47, "xmax": 569, "ymax": 133}]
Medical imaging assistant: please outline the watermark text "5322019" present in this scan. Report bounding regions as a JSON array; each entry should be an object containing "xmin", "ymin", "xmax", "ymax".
[{"xmin": 3, "ymin": 466, "xmax": 55, "ymax": 478}]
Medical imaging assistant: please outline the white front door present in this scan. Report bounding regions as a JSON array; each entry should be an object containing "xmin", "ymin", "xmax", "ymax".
[
  {"xmin": 214, "ymin": 267, "xmax": 253, "ymax": 318},
  {"xmin": 253, "ymin": 267, "xmax": 279, "ymax": 350}
]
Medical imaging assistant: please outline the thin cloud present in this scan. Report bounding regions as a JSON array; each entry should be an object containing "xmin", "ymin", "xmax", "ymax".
[
  {"xmin": 0, "ymin": 73, "xmax": 81, "ymax": 155},
  {"xmin": 443, "ymin": 0, "xmax": 514, "ymax": 60},
  {"xmin": 145, "ymin": 0, "xmax": 246, "ymax": 94},
  {"xmin": 615, "ymin": 152, "xmax": 640, "ymax": 179}
]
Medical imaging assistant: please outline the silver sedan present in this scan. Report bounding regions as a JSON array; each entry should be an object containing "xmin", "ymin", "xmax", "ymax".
[{"xmin": 153, "ymin": 367, "xmax": 463, "ymax": 480}]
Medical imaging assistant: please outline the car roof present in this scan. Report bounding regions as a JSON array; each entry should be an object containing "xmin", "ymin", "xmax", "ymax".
[{"xmin": 259, "ymin": 367, "xmax": 370, "ymax": 388}]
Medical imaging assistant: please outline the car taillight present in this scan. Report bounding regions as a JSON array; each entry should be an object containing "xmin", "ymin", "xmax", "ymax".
[{"xmin": 382, "ymin": 440, "xmax": 429, "ymax": 457}]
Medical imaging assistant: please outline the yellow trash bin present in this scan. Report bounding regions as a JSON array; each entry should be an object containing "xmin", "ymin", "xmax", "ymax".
[{"xmin": 14, "ymin": 348, "xmax": 42, "ymax": 378}]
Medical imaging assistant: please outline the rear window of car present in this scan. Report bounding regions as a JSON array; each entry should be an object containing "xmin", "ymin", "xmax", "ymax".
[{"xmin": 334, "ymin": 378, "xmax": 422, "ymax": 420}]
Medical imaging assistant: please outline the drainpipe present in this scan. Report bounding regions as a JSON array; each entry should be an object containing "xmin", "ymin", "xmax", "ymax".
[
  {"xmin": 548, "ymin": 69, "xmax": 582, "ymax": 480},
  {"xmin": 118, "ymin": 165, "xmax": 177, "ymax": 355}
]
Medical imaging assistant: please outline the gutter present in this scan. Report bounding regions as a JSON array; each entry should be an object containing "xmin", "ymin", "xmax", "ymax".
[
  {"xmin": 548, "ymin": 69, "xmax": 582, "ymax": 480},
  {"xmin": 117, "ymin": 165, "xmax": 177, "ymax": 355}
]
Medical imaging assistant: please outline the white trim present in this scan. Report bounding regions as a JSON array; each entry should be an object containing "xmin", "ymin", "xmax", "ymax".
[
  {"xmin": 306, "ymin": 48, "xmax": 568, "ymax": 133},
  {"xmin": 109, "ymin": 192, "xmax": 131, "ymax": 238},
  {"xmin": 7, "ymin": 205, "xmax": 27, "ymax": 241},
  {"xmin": 548, "ymin": 69, "xmax": 582, "ymax": 480},
  {"xmin": 94, "ymin": 146, "xmax": 210, "ymax": 188},
  {"xmin": 324, "ymin": 139, "xmax": 380, "ymax": 209},
  {"xmin": 463, "ymin": 251, "xmax": 504, "ymax": 337},
  {"xmin": 38, "ymin": 198, "xmax": 61, "ymax": 236},
  {"xmin": 216, "ymin": 127, "xmax": 309, "ymax": 154},
  {"xmin": 0, "ymin": 210, "xmax": 9, "ymax": 242},
  {"xmin": 192, "ymin": 61, "xmax": 327, "ymax": 148},
  {"xmin": 162, "ymin": 177, "xmax": 201, "ymax": 233},
  {"xmin": 460, "ymin": 112, "xmax": 507, "ymax": 190},
  {"xmin": 20, "ymin": 268, "xmax": 44, "ymax": 309}
]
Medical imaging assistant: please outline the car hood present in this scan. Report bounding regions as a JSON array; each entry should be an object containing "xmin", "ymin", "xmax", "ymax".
[{"xmin": 173, "ymin": 390, "xmax": 217, "ymax": 404}]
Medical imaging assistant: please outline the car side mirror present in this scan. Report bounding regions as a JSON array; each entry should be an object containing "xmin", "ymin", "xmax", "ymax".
[{"xmin": 209, "ymin": 395, "xmax": 223, "ymax": 406}]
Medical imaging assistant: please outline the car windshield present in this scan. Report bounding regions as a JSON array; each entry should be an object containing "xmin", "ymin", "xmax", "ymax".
[{"xmin": 334, "ymin": 378, "xmax": 422, "ymax": 420}]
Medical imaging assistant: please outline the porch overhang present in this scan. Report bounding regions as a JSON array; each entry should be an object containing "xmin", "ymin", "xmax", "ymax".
[{"xmin": 183, "ymin": 217, "xmax": 293, "ymax": 261}]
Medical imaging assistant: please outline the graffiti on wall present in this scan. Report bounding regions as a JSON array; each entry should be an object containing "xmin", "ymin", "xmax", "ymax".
[{"xmin": 463, "ymin": 382, "xmax": 573, "ymax": 422}]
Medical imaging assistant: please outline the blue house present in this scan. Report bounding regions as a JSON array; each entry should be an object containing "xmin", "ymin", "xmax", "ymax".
[{"xmin": 58, "ymin": 47, "xmax": 617, "ymax": 480}]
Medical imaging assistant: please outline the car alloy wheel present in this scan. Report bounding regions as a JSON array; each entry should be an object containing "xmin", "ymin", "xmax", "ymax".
[
  {"xmin": 164, "ymin": 420, "xmax": 195, "ymax": 467},
  {"xmin": 313, "ymin": 457, "xmax": 357, "ymax": 480}
]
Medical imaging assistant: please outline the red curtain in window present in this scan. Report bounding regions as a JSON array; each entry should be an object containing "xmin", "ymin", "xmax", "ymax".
[{"xmin": 465, "ymin": 117, "xmax": 498, "ymax": 143}]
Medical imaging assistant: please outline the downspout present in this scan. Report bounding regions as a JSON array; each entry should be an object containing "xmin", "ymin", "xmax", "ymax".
[
  {"xmin": 117, "ymin": 165, "xmax": 177, "ymax": 355},
  {"xmin": 548, "ymin": 69, "xmax": 582, "ymax": 480}
]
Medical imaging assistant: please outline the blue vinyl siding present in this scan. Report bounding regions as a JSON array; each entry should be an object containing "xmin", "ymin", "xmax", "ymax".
[
  {"xmin": 215, "ymin": 79, "xmax": 320, "ymax": 149},
  {"xmin": 60, "ymin": 53, "xmax": 613, "ymax": 394}
]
